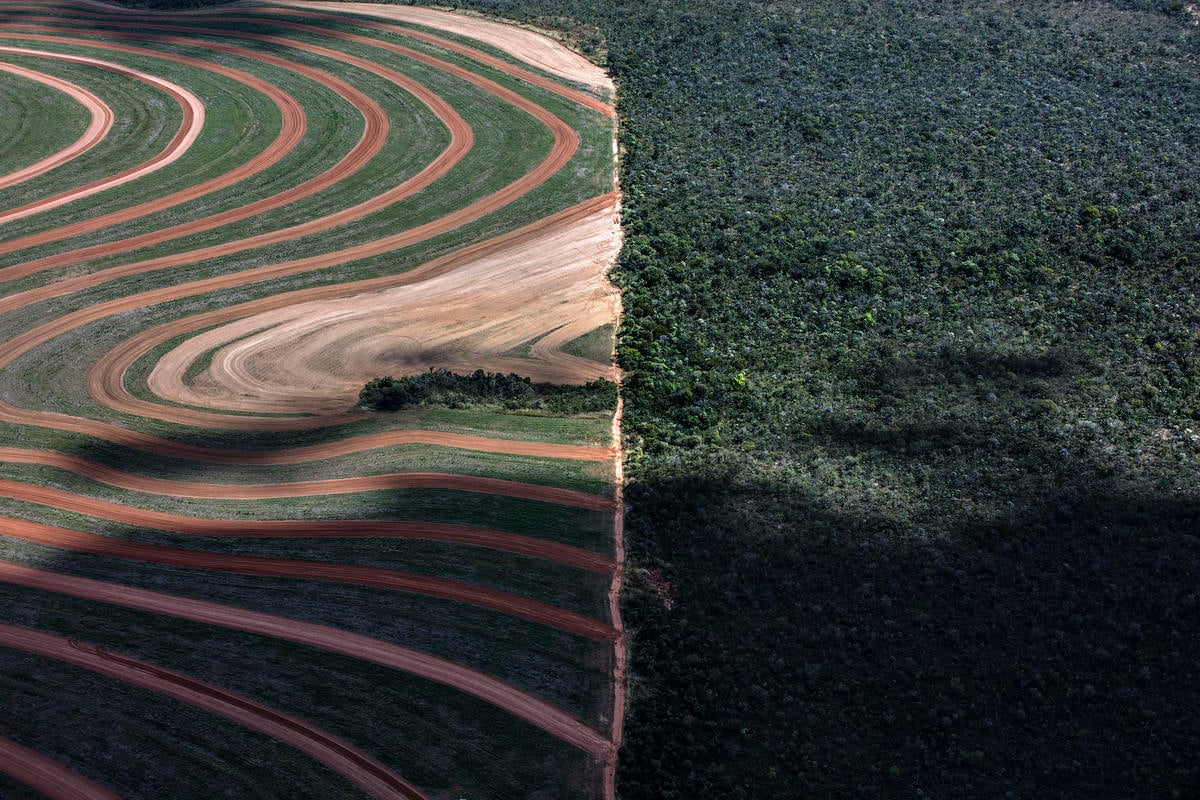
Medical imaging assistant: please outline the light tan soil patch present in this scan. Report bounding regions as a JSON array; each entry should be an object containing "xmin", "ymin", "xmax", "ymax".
[
  {"xmin": 280, "ymin": 0, "xmax": 613, "ymax": 97},
  {"xmin": 150, "ymin": 197, "xmax": 621, "ymax": 414}
]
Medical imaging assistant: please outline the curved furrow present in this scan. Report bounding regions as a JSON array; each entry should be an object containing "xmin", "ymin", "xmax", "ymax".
[
  {"xmin": 0, "ymin": 31, "xmax": 579, "ymax": 435},
  {"xmin": 0, "ymin": 197, "xmax": 615, "ymax": 461},
  {"xmin": 72, "ymin": 0, "xmax": 615, "ymax": 116},
  {"xmin": 0, "ymin": 479, "xmax": 615, "ymax": 572},
  {"xmin": 0, "ymin": 43, "xmax": 204, "ymax": 225},
  {"xmin": 0, "ymin": 18, "xmax": 465, "ymax": 287},
  {"xmin": 0, "ymin": 515, "xmax": 617, "ymax": 639},
  {"xmin": 0, "ymin": 735, "xmax": 120, "ymax": 800},
  {"xmin": 0, "ymin": 563, "xmax": 613, "ymax": 758},
  {"xmin": 0, "ymin": 623, "xmax": 429, "ymax": 800},
  {"xmin": 0, "ymin": 3, "xmax": 623, "ymax": 794},
  {"xmin": 0, "ymin": 61, "xmax": 113, "ymax": 191},
  {"xmin": 0, "ymin": 30, "xmax": 306, "ymax": 261},
  {"xmin": 0, "ymin": 448, "xmax": 616, "ymax": 510}
]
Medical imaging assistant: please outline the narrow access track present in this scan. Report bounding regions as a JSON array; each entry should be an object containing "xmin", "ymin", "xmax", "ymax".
[
  {"xmin": 0, "ymin": 623, "xmax": 429, "ymax": 800},
  {"xmin": 0, "ymin": 61, "xmax": 113, "ymax": 191},
  {"xmin": 0, "ymin": 735, "xmax": 121, "ymax": 800},
  {"xmin": 0, "ymin": 479, "xmax": 615, "ymax": 572}
]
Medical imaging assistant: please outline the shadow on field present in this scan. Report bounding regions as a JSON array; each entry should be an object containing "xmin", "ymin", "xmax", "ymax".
[{"xmin": 617, "ymin": 345, "xmax": 1200, "ymax": 799}]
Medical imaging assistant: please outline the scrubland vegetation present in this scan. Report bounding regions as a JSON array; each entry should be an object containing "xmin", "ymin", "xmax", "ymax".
[
  {"xmin": 108, "ymin": 0, "xmax": 1200, "ymax": 796},
  {"xmin": 433, "ymin": 0, "xmax": 1197, "ymax": 796}
]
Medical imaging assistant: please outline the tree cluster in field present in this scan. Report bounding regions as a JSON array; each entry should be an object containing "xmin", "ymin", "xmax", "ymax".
[
  {"xmin": 112, "ymin": 0, "xmax": 1200, "ymax": 795},
  {"xmin": 450, "ymin": 0, "xmax": 1199, "ymax": 797},
  {"xmin": 359, "ymin": 369, "xmax": 617, "ymax": 414}
]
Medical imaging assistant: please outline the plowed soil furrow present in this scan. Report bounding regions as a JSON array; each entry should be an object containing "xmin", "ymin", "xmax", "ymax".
[
  {"xmin": 0, "ymin": 562, "xmax": 611, "ymax": 757},
  {"xmin": 0, "ymin": 623, "xmax": 428, "ymax": 800},
  {"xmin": 0, "ymin": 61, "xmax": 112, "ymax": 191},
  {"xmin": 0, "ymin": 30, "xmax": 304, "ymax": 264},
  {"xmin": 0, "ymin": 514, "xmax": 617, "ymax": 639},
  {"xmin": 0, "ymin": 2, "xmax": 623, "ymax": 793},
  {"xmin": 0, "ymin": 43, "xmax": 204, "ymax": 226},
  {"xmin": 0, "ymin": 448, "xmax": 616, "ymax": 510},
  {"xmin": 0, "ymin": 480, "xmax": 615, "ymax": 572},
  {"xmin": 0, "ymin": 735, "xmax": 120, "ymax": 800},
  {"xmin": 0, "ymin": 18, "xmax": 466, "ymax": 288}
]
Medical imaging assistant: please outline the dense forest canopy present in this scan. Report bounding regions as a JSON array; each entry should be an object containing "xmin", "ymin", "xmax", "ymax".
[{"xmin": 117, "ymin": 0, "xmax": 1200, "ymax": 797}]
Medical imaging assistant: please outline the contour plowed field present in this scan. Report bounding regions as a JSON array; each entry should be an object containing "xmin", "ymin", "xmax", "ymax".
[{"xmin": 0, "ymin": 2, "xmax": 622, "ymax": 798}]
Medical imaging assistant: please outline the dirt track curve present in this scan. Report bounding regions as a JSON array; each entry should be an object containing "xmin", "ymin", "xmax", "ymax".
[
  {"xmin": 0, "ymin": 623, "xmax": 429, "ymax": 800},
  {"xmin": 0, "ymin": 61, "xmax": 112, "ymax": 191},
  {"xmin": 0, "ymin": 735, "xmax": 121, "ymax": 800},
  {"xmin": 0, "ymin": 2, "xmax": 623, "ymax": 798}
]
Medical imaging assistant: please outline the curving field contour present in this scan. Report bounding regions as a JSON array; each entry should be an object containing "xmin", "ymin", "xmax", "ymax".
[{"xmin": 0, "ymin": 2, "xmax": 624, "ymax": 798}]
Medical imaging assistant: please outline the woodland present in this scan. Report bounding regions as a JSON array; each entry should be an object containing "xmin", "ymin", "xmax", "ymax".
[{"xmin": 117, "ymin": 0, "xmax": 1200, "ymax": 797}]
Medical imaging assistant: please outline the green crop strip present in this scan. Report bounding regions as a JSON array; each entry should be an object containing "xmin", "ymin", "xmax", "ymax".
[
  {"xmin": 0, "ymin": 583, "xmax": 600, "ymax": 799},
  {"xmin": 0, "ymin": 65, "xmax": 91, "ymax": 179},
  {"xmin": 0, "ymin": 650, "xmax": 364, "ymax": 799}
]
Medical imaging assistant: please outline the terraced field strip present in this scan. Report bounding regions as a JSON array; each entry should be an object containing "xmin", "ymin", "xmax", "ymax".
[
  {"xmin": 0, "ymin": 42, "xmax": 205, "ymax": 225},
  {"xmin": 0, "ymin": 734, "xmax": 121, "ymax": 800},
  {"xmin": 0, "ymin": 61, "xmax": 112, "ymax": 191},
  {"xmin": 0, "ymin": 2, "xmax": 623, "ymax": 799}
]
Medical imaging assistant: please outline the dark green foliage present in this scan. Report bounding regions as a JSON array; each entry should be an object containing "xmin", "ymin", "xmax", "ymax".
[
  {"xmin": 360, "ymin": 369, "xmax": 617, "ymax": 414},
  {"xmin": 119, "ymin": 0, "xmax": 1200, "ymax": 796},
  {"xmin": 423, "ymin": 0, "xmax": 1198, "ymax": 797}
]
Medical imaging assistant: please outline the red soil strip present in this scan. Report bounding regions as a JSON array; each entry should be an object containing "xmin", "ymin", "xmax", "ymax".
[
  {"xmin": 0, "ymin": 562, "xmax": 612, "ymax": 757},
  {"xmin": 0, "ymin": 735, "xmax": 120, "ymax": 800},
  {"xmin": 0, "ymin": 43, "xmax": 204, "ymax": 227},
  {"xmin": 0, "ymin": 61, "xmax": 113, "ymax": 191},
  {"xmin": 0, "ymin": 448, "xmax": 617, "ymax": 511},
  {"xmin": 0, "ymin": 29, "xmax": 580, "ymax": 436},
  {"xmin": 0, "ymin": 479, "xmax": 615, "ymax": 572},
  {"xmin": 260, "ymin": 7, "xmax": 615, "ymax": 117},
  {"xmin": 0, "ymin": 18, "xmax": 467, "ymax": 289},
  {"xmin": 0, "ymin": 623, "xmax": 428, "ymax": 800},
  {"xmin": 0, "ymin": 513, "xmax": 617, "ymax": 640},
  {"xmin": 0, "ymin": 30, "xmax": 303, "ymax": 259}
]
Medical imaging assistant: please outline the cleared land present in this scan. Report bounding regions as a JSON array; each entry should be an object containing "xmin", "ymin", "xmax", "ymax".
[{"xmin": 0, "ymin": 2, "xmax": 622, "ymax": 798}]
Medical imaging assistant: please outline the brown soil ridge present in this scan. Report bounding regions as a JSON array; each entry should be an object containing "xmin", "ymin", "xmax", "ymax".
[
  {"xmin": 0, "ymin": 448, "xmax": 617, "ymax": 511},
  {"xmin": 0, "ymin": 562, "xmax": 612, "ymax": 758},
  {"xmin": 0, "ymin": 33, "xmax": 579, "ymax": 434},
  {"xmin": 0, "ymin": 43, "xmax": 204, "ymax": 227},
  {"xmin": 0, "ymin": 479, "xmax": 615, "ymax": 572},
  {"xmin": 0, "ymin": 61, "xmax": 113, "ymax": 191},
  {"xmin": 0, "ymin": 735, "xmax": 120, "ymax": 800},
  {"xmin": 0, "ymin": 18, "xmax": 467, "ymax": 289},
  {"xmin": 84, "ymin": 190, "xmax": 612, "ymax": 431},
  {"xmin": 0, "ymin": 514, "xmax": 618, "ymax": 640},
  {"xmin": 0, "ymin": 623, "xmax": 429, "ymax": 800},
  {"xmin": 0, "ymin": 29, "xmax": 301, "ymax": 262}
]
